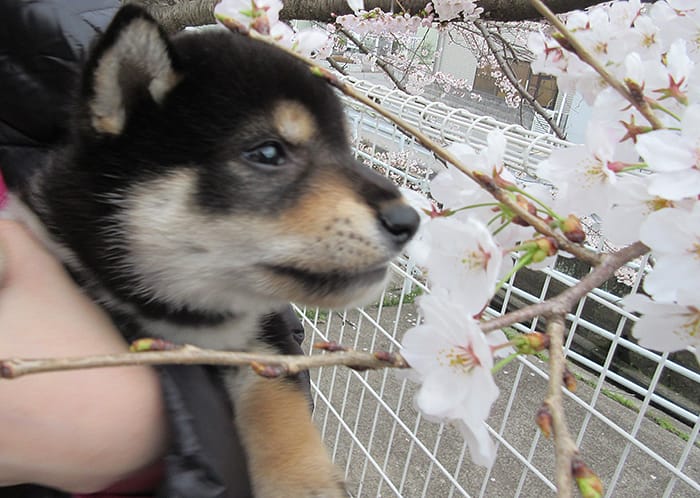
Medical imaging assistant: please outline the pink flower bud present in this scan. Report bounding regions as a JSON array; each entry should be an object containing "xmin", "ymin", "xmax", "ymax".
[
  {"xmin": 563, "ymin": 367, "xmax": 577, "ymax": 392},
  {"xmin": 562, "ymin": 214, "xmax": 586, "ymax": 243},
  {"xmin": 536, "ymin": 403, "xmax": 553, "ymax": 438}
]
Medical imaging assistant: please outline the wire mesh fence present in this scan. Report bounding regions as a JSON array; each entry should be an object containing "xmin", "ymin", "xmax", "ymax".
[{"xmin": 296, "ymin": 78, "xmax": 700, "ymax": 497}]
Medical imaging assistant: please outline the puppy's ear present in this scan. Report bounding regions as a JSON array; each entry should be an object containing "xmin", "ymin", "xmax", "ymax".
[{"xmin": 82, "ymin": 5, "xmax": 181, "ymax": 135}]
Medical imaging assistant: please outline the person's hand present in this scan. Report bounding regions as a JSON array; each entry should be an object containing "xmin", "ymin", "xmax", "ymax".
[{"xmin": 0, "ymin": 220, "xmax": 167, "ymax": 493}]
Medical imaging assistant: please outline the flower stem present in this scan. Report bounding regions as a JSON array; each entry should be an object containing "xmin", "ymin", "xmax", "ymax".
[
  {"xmin": 508, "ymin": 184, "xmax": 563, "ymax": 222},
  {"xmin": 452, "ymin": 202, "xmax": 500, "ymax": 213},
  {"xmin": 618, "ymin": 163, "xmax": 648, "ymax": 173},
  {"xmin": 492, "ymin": 352, "xmax": 519, "ymax": 373},
  {"xmin": 486, "ymin": 211, "xmax": 506, "ymax": 228},
  {"xmin": 648, "ymin": 100, "xmax": 682, "ymax": 122},
  {"xmin": 492, "ymin": 218, "xmax": 513, "ymax": 237},
  {"xmin": 495, "ymin": 252, "xmax": 533, "ymax": 293}
]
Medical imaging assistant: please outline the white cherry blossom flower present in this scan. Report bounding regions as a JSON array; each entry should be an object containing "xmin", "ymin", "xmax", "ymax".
[
  {"xmin": 430, "ymin": 133, "xmax": 531, "ymax": 247},
  {"xmin": 401, "ymin": 290, "xmax": 499, "ymax": 466},
  {"xmin": 214, "ymin": 0, "xmax": 284, "ymax": 35},
  {"xmin": 421, "ymin": 216, "xmax": 502, "ymax": 315},
  {"xmin": 650, "ymin": 0, "xmax": 700, "ymax": 56},
  {"xmin": 293, "ymin": 28, "xmax": 332, "ymax": 59},
  {"xmin": 635, "ymin": 104, "xmax": 700, "ymax": 200},
  {"xmin": 536, "ymin": 124, "xmax": 636, "ymax": 217},
  {"xmin": 346, "ymin": 0, "xmax": 364, "ymax": 14},
  {"xmin": 623, "ymin": 293, "xmax": 699, "ymax": 363},
  {"xmin": 639, "ymin": 204, "xmax": 700, "ymax": 302},
  {"xmin": 431, "ymin": 144, "xmax": 484, "ymax": 208},
  {"xmin": 269, "ymin": 21, "xmax": 294, "ymax": 46},
  {"xmin": 432, "ymin": 0, "xmax": 481, "ymax": 21},
  {"xmin": 603, "ymin": 175, "xmax": 675, "ymax": 246},
  {"xmin": 400, "ymin": 187, "xmax": 436, "ymax": 266}
]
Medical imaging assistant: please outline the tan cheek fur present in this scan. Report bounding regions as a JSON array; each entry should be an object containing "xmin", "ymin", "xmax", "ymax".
[{"xmin": 275, "ymin": 176, "xmax": 387, "ymax": 271}]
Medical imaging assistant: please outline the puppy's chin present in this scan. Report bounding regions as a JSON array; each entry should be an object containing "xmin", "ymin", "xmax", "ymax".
[
  {"xmin": 298, "ymin": 279, "xmax": 388, "ymax": 310},
  {"xmin": 261, "ymin": 264, "xmax": 391, "ymax": 309}
]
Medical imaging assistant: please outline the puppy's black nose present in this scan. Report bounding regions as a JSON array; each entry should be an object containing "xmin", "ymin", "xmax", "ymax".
[{"xmin": 379, "ymin": 203, "xmax": 420, "ymax": 245}]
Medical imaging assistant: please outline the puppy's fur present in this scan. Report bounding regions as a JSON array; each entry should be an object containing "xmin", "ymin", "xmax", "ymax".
[{"xmin": 7, "ymin": 6, "xmax": 418, "ymax": 497}]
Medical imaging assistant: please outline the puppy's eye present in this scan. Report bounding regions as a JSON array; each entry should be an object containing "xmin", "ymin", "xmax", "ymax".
[{"xmin": 243, "ymin": 141, "xmax": 287, "ymax": 166}]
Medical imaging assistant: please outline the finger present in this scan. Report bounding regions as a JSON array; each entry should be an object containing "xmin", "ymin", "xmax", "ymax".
[{"xmin": 0, "ymin": 220, "xmax": 66, "ymax": 286}]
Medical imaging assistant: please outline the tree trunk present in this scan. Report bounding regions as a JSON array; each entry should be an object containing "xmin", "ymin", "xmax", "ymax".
[{"xmin": 129, "ymin": 0, "xmax": 606, "ymax": 32}]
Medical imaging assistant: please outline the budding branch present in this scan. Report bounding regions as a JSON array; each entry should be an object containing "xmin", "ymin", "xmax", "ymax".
[{"xmin": 0, "ymin": 343, "xmax": 409, "ymax": 380}]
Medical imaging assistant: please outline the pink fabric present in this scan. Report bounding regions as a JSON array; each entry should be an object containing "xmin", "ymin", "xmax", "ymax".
[
  {"xmin": 0, "ymin": 169, "xmax": 7, "ymax": 209},
  {"xmin": 71, "ymin": 461, "xmax": 163, "ymax": 498}
]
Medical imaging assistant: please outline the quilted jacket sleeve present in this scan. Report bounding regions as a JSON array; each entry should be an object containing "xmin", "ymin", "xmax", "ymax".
[{"xmin": 0, "ymin": 0, "xmax": 118, "ymax": 185}]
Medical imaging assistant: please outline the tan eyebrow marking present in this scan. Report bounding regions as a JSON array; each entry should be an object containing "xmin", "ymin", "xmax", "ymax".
[{"xmin": 272, "ymin": 100, "xmax": 317, "ymax": 145}]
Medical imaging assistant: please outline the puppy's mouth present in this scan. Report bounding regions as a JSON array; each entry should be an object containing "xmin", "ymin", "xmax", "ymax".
[{"xmin": 263, "ymin": 263, "xmax": 389, "ymax": 296}]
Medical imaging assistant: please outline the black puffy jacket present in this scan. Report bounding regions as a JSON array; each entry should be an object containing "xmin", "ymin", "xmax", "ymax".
[{"xmin": 0, "ymin": 2, "xmax": 308, "ymax": 496}]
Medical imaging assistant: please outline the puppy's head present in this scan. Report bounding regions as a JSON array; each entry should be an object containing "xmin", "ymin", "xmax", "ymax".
[{"xmin": 51, "ymin": 6, "xmax": 418, "ymax": 313}]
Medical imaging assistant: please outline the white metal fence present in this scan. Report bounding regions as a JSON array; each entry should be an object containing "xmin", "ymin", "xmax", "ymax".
[{"xmin": 296, "ymin": 77, "xmax": 699, "ymax": 497}]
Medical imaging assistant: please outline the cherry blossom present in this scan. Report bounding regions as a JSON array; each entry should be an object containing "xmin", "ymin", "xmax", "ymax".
[
  {"xmin": 401, "ymin": 290, "xmax": 500, "ymax": 466},
  {"xmin": 623, "ymin": 294, "xmax": 700, "ymax": 362},
  {"xmin": 635, "ymin": 104, "xmax": 700, "ymax": 200},
  {"xmin": 535, "ymin": 124, "xmax": 636, "ymax": 217},
  {"xmin": 419, "ymin": 216, "xmax": 502, "ymax": 315},
  {"xmin": 603, "ymin": 175, "xmax": 674, "ymax": 246},
  {"xmin": 346, "ymin": 0, "xmax": 364, "ymax": 14},
  {"xmin": 293, "ymin": 29, "xmax": 332, "ymax": 59},
  {"xmin": 216, "ymin": 0, "xmax": 333, "ymax": 58},
  {"xmin": 650, "ymin": 0, "xmax": 700, "ymax": 55},
  {"xmin": 430, "ymin": 137, "xmax": 533, "ymax": 248},
  {"xmin": 639, "ymin": 204, "xmax": 700, "ymax": 303},
  {"xmin": 336, "ymin": 8, "xmax": 433, "ymax": 37},
  {"xmin": 214, "ymin": 0, "xmax": 283, "ymax": 35},
  {"xmin": 431, "ymin": 0, "xmax": 482, "ymax": 22}
]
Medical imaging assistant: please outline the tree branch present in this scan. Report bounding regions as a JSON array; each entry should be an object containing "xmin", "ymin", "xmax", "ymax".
[
  {"xmin": 481, "ymin": 241, "xmax": 649, "ymax": 332},
  {"xmin": 125, "ymin": 0, "xmax": 217, "ymax": 33},
  {"xmin": 279, "ymin": 0, "xmax": 607, "ymax": 23},
  {"xmin": 326, "ymin": 55, "xmax": 349, "ymax": 76},
  {"xmin": 130, "ymin": 0, "xmax": 609, "ymax": 31},
  {"xmin": 337, "ymin": 27, "xmax": 409, "ymax": 93},
  {"xmin": 0, "ymin": 343, "xmax": 408, "ymax": 379},
  {"xmin": 544, "ymin": 314, "xmax": 578, "ymax": 497},
  {"xmin": 474, "ymin": 19, "xmax": 567, "ymax": 140}
]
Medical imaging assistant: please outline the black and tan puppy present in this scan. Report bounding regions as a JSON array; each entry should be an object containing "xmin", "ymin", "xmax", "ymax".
[{"xmin": 7, "ymin": 6, "xmax": 418, "ymax": 497}]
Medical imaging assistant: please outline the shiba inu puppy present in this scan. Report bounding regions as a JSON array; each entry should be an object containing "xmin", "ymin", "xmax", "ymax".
[{"xmin": 6, "ymin": 5, "xmax": 418, "ymax": 497}]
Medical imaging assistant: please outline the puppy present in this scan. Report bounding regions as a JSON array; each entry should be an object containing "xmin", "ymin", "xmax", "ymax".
[{"xmin": 7, "ymin": 6, "xmax": 418, "ymax": 497}]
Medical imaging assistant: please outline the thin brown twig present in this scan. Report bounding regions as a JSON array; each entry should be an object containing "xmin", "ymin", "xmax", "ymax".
[
  {"xmin": 545, "ymin": 315, "xmax": 578, "ymax": 498},
  {"xmin": 481, "ymin": 240, "xmax": 649, "ymax": 332},
  {"xmin": 0, "ymin": 345, "xmax": 408, "ymax": 379},
  {"xmin": 337, "ymin": 27, "xmax": 409, "ymax": 93},
  {"xmin": 326, "ymin": 55, "xmax": 349, "ymax": 75},
  {"xmin": 474, "ymin": 19, "xmax": 567, "ymax": 140},
  {"xmin": 528, "ymin": 0, "xmax": 664, "ymax": 130}
]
